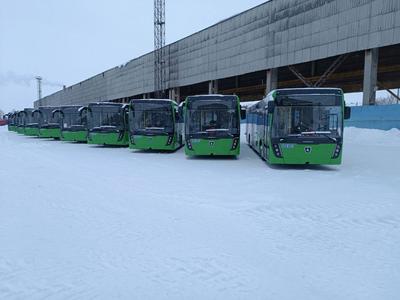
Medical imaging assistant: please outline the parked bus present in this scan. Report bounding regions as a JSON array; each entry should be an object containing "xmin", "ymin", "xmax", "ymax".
[
  {"xmin": 34, "ymin": 107, "xmax": 62, "ymax": 139},
  {"xmin": 52, "ymin": 105, "xmax": 88, "ymax": 142},
  {"xmin": 128, "ymin": 99, "xmax": 183, "ymax": 151},
  {"xmin": 4, "ymin": 113, "xmax": 12, "ymax": 130},
  {"xmin": 6, "ymin": 113, "xmax": 13, "ymax": 131},
  {"xmin": 183, "ymin": 95, "xmax": 244, "ymax": 156},
  {"xmin": 246, "ymin": 88, "xmax": 351, "ymax": 165},
  {"xmin": 22, "ymin": 108, "xmax": 40, "ymax": 136},
  {"xmin": 87, "ymin": 102, "xmax": 129, "ymax": 146},
  {"xmin": 0, "ymin": 115, "xmax": 7, "ymax": 127},
  {"xmin": 16, "ymin": 111, "xmax": 25, "ymax": 134}
]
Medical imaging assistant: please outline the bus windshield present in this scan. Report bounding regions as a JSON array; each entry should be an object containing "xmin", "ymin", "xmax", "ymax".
[
  {"xmin": 40, "ymin": 108, "xmax": 60, "ymax": 127},
  {"xmin": 62, "ymin": 107, "xmax": 87, "ymax": 131},
  {"xmin": 272, "ymin": 105, "xmax": 343, "ymax": 139},
  {"xmin": 29, "ymin": 112, "xmax": 40, "ymax": 125},
  {"xmin": 187, "ymin": 97, "xmax": 239, "ymax": 138},
  {"xmin": 89, "ymin": 106, "xmax": 124, "ymax": 131},
  {"xmin": 131, "ymin": 102, "xmax": 173, "ymax": 135},
  {"xmin": 23, "ymin": 110, "xmax": 36, "ymax": 125}
]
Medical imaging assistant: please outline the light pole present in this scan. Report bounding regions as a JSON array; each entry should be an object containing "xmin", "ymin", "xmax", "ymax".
[{"xmin": 35, "ymin": 76, "xmax": 42, "ymax": 100}]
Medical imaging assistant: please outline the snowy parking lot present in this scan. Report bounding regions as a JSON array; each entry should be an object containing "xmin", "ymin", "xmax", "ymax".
[{"xmin": 0, "ymin": 125, "xmax": 399, "ymax": 299}]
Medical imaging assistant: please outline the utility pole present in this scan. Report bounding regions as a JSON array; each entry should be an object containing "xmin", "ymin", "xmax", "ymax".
[
  {"xmin": 35, "ymin": 76, "xmax": 42, "ymax": 100},
  {"xmin": 154, "ymin": 0, "xmax": 166, "ymax": 99}
]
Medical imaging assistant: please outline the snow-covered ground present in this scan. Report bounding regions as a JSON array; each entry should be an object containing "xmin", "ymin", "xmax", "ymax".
[{"xmin": 0, "ymin": 126, "xmax": 399, "ymax": 299}]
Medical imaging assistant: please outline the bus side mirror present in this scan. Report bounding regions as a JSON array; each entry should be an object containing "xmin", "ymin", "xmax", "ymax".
[
  {"xmin": 344, "ymin": 106, "xmax": 351, "ymax": 120},
  {"xmin": 267, "ymin": 102, "xmax": 275, "ymax": 114},
  {"xmin": 240, "ymin": 107, "xmax": 246, "ymax": 120}
]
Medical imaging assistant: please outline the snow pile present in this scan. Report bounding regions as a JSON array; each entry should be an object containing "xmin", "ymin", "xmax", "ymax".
[
  {"xmin": 240, "ymin": 100, "xmax": 259, "ymax": 108},
  {"xmin": 345, "ymin": 127, "xmax": 400, "ymax": 146},
  {"xmin": 0, "ymin": 126, "xmax": 399, "ymax": 299}
]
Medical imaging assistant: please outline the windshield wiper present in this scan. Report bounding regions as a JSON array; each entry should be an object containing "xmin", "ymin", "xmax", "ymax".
[
  {"xmin": 145, "ymin": 127, "xmax": 165, "ymax": 130},
  {"xmin": 194, "ymin": 129, "xmax": 235, "ymax": 137},
  {"xmin": 205, "ymin": 129, "xmax": 229, "ymax": 132},
  {"xmin": 301, "ymin": 131, "xmax": 337, "ymax": 142}
]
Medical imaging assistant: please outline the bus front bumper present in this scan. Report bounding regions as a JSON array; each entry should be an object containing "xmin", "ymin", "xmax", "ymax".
[
  {"xmin": 39, "ymin": 128, "xmax": 61, "ymax": 139},
  {"xmin": 61, "ymin": 130, "xmax": 88, "ymax": 142},
  {"xmin": 185, "ymin": 138, "xmax": 240, "ymax": 156},
  {"xmin": 24, "ymin": 127, "xmax": 40, "ymax": 136},
  {"xmin": 268, "ymin": 143, "xmax": 342, "ymax": 165},
  {"xmin": 129, "ymin": 135, "xmax": 178, "ymax": 151},
  {"xmin": 87, "ymin": 132, "xmax": 128, "ymax": 146}
]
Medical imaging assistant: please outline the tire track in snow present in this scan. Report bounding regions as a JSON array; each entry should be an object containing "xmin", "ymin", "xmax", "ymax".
[{"xmin": 241, "ymin": 203, "xmax": 400, "ymax": 230}]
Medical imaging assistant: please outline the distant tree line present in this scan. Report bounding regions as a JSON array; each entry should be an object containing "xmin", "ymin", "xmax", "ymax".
[{"xmin": 376, "ymin": 93, "xmax": 400, "ymax": 105}]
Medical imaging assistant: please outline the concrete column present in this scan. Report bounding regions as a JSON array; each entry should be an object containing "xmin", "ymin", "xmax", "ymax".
[
  {"xmin": 266, "ymin": 68, "xmax": 278, "ymax": 95},
  {"xmin": 363, "ymin": 48, "xmax": 379, "ymax": 106},
  {"xmin": 171, "ymin": 87, "xmax": 181, "ymax": 102},
  {"xmin": 208, "ymin": 80, "xmax": 218, "ymax": 94}
]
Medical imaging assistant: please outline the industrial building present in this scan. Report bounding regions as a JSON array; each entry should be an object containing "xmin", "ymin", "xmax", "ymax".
[{"xmin": 34, "ymin": 0, "xmax": 400, "ymax": 107}]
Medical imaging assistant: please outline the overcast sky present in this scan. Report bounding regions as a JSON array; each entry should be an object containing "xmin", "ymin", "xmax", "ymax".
[
  {"xmin": 0, "ymin": 0, "xmax": 269, "ymax": 112},
  {"xmin": 0, "ymin": 0, "xmax": 388, "ymax": 113}
]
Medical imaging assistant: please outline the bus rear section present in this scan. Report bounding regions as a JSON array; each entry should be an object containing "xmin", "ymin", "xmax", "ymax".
[
  {"xmin": 87, "ymin": 103, "xmax": 129, "ymax": 146},
  {"xmin": 184, "ymin": 95, "xmax": 241, "ymax": 157},
  {"xmin": 247, "ymin": 88, "xmax": 351, "ymax": 165},
  {"xmin": 54, "ymin": 106, "xmax": 88, "ymax": 142},
  {"xmin": 36, "ymin": 107, "xmax": 62, "ymax": 139},
  {"xmin": 128, "ymin": 99, "xmax": 183, "ymax": 151}
]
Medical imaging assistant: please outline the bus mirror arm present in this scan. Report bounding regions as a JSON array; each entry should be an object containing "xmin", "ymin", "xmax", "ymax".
[
  {"xmin": 267, "ymin": 102, "xmax": 275, "ymax": 114},
  {"xmin": 51, "ymin": 109, "xmax": 63, "ymax": 118},
  {"xmin": 240, "ymin": 107, "xmax": 246, "ymax": 120},
  {"xmin": 344, "ymin": 106, "xmax": 351, "ymax": 120},
  {"xmin": 78, "ymin": 107, "xmax": 88, "ymax": 117}
]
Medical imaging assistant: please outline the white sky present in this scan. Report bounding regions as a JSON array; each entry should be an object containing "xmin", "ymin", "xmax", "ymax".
[{"xmin": 0, "ymin": 0, "xmax": 394, "ymax": 112}]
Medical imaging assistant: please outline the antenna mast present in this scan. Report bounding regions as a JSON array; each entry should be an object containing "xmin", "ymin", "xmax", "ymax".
[{"xmin": 154, "ymin": 0, "xmax": 166, "ymax": 98}]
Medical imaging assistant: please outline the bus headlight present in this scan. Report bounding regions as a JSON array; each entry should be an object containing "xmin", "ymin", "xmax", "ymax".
[
  {"xmin": 166, "ymin": 135, "xmax": 173, "ymax": 146},
  {"xmin": 272, "ymin": 144, "xmax": 283, "ymax": 158},
  {"xmin": 332, "ymin": 144, "xmax": 342, "ymax": 159},
  {"xmin": 231, "ymin": 137, "xmax": 239, "ymax": 150},
  {"xmin": 186, "ymin": 139, "xmax": 193, "ymax": 150}
]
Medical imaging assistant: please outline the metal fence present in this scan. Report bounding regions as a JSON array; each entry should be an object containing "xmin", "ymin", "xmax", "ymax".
[{"xmin": 345, "ymin": 104, "xmax": 400, "ymax": 130}]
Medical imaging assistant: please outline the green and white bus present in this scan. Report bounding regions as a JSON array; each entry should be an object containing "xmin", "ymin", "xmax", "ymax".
[
  {"xmin": 22, "ymin": 108, "xmax": 40, "ymax": 136},
  {"xmin": 16, "ymin": 111, "xmax": 26, "ymax": 134},
  {"xmin": 87, "ymin": 102, "xmax": 129, "ymax": 146},
  {"xmin": 128, "ymin": 99, "xmax": 183, "ymax": 151},
  {"xmin": 34, "ymin": 107, "xmax": 62, "ymax": 139},
  {"xmin": 52, "ymin": 105, "xmax": 88, "ymax": 142},
  {"xmin": 7, "ymin": 112, "xmax": 17, "ymax": 132},
  {"xmin": 246, "ymin": 88, "xmax": 351, "ymax": 165},
  {"xmin": 183, "ymin": 95, "xmax": 244, "ymax": 156}
]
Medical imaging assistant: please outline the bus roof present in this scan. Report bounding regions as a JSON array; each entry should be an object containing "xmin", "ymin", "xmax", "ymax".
[
  {"xmin": 273, "ymin": 88, "xmax": 343, "ymax": 96},
  {"xmin": 59, "ymin": 105, "xmax": 85, "ymax": 109},
  {"xmin": 130, "ymin": 99, "xmax": 178, "ymax": 105},
  {"xmin": 186, "ymin": 94, "xmax": 239, "ymax": 101},
  {"xmin": 88, "ymin": 102, "xmax": 125, "ymax": 107}
]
